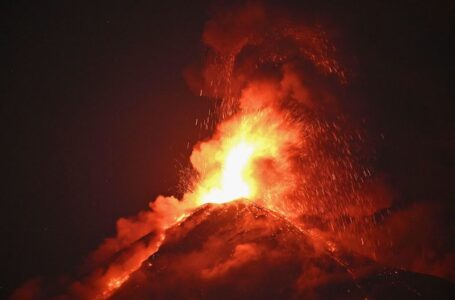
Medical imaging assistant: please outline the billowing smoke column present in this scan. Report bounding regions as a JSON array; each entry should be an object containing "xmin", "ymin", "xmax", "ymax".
[
  {"xmin": 12, "ymin": 1, "xmax": 454, "ymax": 299},
  {"xmin": 185, "ymin": 1, "xmax": 370, "ymax": 218}
]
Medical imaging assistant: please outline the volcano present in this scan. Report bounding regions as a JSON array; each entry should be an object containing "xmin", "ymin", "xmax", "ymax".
[
  {"xmin": 111, "ymin": 201, "xmax": 454, "ymax": 299},
  {"xmin": 8, "ymin": 2, "xmax": 454, "ymax": 299}
]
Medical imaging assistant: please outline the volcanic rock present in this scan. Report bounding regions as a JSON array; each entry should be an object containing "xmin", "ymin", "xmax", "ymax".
[{"xmin": 112, "ymin": 201, "xmax": 454, "ymax": 299}]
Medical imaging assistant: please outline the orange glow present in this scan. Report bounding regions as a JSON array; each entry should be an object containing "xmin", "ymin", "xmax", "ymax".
[
  {"xmin": 200, "ymin": 141, "xmax": 255, "ymax": 204},
  {"xmin": 104, "ymin": 275, "xmax": 129, "ymax": 297},
  {"xmin": 190, "ymin": 108, "xmax": 301, "ymax": 208}
]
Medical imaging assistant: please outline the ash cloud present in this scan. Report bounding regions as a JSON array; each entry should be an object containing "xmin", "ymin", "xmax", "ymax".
[
  {"xmin": 184, "ymin": 1, "xmax": 346, "ymax": 115},
  {"xmin": 186, "ymin": 0, "xmax": 372, "ymax": 219}
]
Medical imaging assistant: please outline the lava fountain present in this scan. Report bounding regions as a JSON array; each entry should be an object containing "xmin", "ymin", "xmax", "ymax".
[{"xmin": 191, "ymin": 108, "xmax": 302, "ymax": 208}]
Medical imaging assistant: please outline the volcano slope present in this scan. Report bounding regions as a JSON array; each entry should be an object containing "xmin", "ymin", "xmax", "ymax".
[{"xmin": 112, "ymin": 201, "xmax": 454, "ymax": 299}]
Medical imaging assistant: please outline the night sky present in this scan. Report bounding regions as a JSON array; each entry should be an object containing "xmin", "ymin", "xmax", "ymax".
[{"xmin": 1, "ymin": 0, "xmax": 453, "ymax": 297}]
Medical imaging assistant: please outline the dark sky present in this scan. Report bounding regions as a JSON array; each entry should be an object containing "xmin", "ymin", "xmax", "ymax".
[{"xmin": 1, "ymin": 0, "xmax": 453, "ymax": 297}]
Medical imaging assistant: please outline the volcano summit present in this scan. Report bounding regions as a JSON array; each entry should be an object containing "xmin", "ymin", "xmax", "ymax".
[{"xmin": 111, "ymin": 201, "xmax": 454, "ymax": 299}]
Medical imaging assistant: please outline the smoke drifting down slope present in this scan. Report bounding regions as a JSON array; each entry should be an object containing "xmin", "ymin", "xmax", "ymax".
[
  {"xmin": 112, "ymin": 201, "xmax": 454, "ymax": 299},
  {"xmin": 12, "ymin": 1, "xmax": 454, "ymax": 299}
]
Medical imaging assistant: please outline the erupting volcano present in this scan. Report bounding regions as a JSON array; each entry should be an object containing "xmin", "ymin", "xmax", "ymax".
[{"xmin": 10, "ymin": 1, "xmax": 454, "ymax": 300}]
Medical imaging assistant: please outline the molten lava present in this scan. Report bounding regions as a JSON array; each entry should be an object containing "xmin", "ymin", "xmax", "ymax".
[
  {"xmin": 200, "ymin": 141, "xmax": 254, "ymax": 204},
  {"xmin": 192, "ymin": 109, "xmax": 301, "ymax": 207}
]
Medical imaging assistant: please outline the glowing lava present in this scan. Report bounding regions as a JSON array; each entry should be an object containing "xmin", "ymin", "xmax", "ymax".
[
  {"xmin": 190, "ymin": 109, "xmax": 301, "ymax": 208},
  {"xmin": 200, "ymin": 141, "xmax": 255, "ymax": 204}
]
